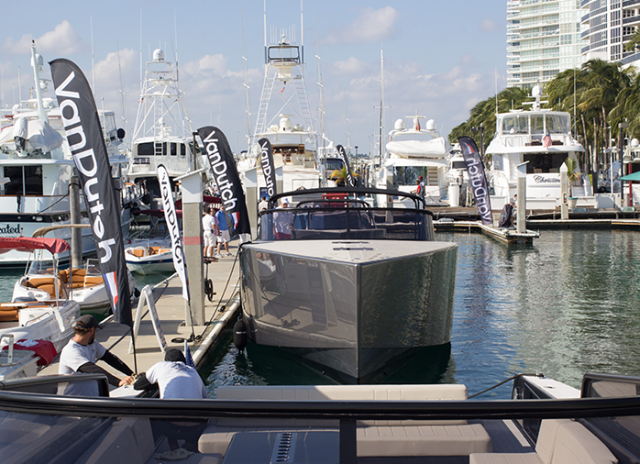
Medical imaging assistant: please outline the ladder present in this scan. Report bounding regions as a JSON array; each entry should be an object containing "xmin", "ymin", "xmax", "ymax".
[
  {"xmin": 293, "ymin": 74, "xmax": 314, "ymax": 138},
  {"xmin": 252, "ymin": 73, "xmax": 276, "ymax": 146}
]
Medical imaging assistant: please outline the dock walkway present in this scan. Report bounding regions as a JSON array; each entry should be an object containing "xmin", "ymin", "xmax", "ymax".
[{"xmin": 39, "ymin": 240, "xmax": 242, "ymax": 381}]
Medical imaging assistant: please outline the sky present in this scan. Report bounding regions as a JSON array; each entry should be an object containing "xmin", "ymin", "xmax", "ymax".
[{"xmin": 0, "ymin": 0, "xmax": 508, "ymax": 154}]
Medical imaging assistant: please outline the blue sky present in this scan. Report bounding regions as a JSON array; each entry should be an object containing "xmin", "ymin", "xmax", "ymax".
[{"xmin": 0, "ymin": 0, "xmax": 508, "ymax": 153}]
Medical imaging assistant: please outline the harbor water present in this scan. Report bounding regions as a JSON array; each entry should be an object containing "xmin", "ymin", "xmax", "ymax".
[{"xmin": 200, "ymin": 229, "xmax": 640, "ymax": 399}]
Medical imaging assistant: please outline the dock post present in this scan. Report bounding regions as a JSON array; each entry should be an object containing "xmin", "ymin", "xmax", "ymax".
[
  {"xmin": 180, "ymin": 171, "xmax": 206, "ymax": 326},
  {"xmin": 560, "ymin": 162, "xmax": 569, "ymax": 220},
  {"xmin": 69, "ymin": 171, "xmax": 82, "ymax": 267},
  {"xmin": 516, "ymin": 162, "xmax": 527, "ymax": 234}
]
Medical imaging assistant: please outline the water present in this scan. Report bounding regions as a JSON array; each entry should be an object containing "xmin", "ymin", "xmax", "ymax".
[{"xmin": 200, "ymin": 229, "xmax": 640, "ymax": 399}]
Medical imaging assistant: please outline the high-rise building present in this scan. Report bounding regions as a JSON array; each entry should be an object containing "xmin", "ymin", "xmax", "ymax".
[
  {"xmin": 581, "ymin": 0, "xmax": 640, "ymax": 65},
  {"xmin": 507, "ymin": 0, "xmax": 586, "ymax": 89}
]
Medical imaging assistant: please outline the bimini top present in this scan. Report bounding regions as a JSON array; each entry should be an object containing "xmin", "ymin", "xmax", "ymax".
[{"xmin": 0, "ymin": 237, "xmax": 70, "ymax": 255}]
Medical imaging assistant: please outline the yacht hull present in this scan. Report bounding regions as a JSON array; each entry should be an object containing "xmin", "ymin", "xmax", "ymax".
[{"xmin": 240, "ymin": 239, "xmax": 457, "ymax": 383}]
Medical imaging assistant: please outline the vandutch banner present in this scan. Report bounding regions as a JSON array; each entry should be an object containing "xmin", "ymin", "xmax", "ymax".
[
  {"xmin": 458, "ymin": 136, "xmax": 493, "ymax": 226},
  {"xmin": 198, "ymin": 126, "xmax": 251, "ymax": 236},
  {"xmin": 157, "ymin": 165, "xmax": 189, "ymax": 301},
  {"xmin": 49, "ymin": 58, "xmax": 132, "ymax": 326},
  {"xmin": 336, "ymin": 144, "xmax": 356, "ymax": 187},
  {"xmin": 258, "ymin": 138, "xmax": 277, "ymax": 198}
]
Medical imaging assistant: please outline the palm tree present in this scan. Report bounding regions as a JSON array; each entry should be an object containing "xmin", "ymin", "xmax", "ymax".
[{"xmin": 330, "ymin": 166, "xmax": 360, "ymax": 186}]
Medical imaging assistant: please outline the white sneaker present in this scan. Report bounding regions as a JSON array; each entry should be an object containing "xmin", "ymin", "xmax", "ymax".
[
  {"xmin": 225, "ymin": 252, "xmax": 233, "ymax": 257},
  {"xmin": 214, "ymin": 253, "xmax": 222, "ymax": 258}
]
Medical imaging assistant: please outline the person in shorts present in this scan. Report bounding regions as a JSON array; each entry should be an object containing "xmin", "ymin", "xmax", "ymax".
[
  {"xmin": 215, "ymin": 206, "xmax": 232, "ymax": 257},
  {"xmin": 202, "ymin": 206, "xmax": 218, "ymax": 258}
]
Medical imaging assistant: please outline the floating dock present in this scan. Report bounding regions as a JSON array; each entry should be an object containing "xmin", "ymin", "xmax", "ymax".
[
  {"xmin": 39, "ymin": 240, "xmax": 242, "ymax": 383},
  {"xmin": 434, "ymin": 220, "xmax": 539, "ymax": 244}
]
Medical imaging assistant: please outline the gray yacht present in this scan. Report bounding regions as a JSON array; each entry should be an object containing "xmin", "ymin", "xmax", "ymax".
[{"xmin": 239, "ymin": 187, "xmax": 457, "ymax": 383}]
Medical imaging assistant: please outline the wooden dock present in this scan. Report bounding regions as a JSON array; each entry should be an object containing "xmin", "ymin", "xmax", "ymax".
[{"xmin": 39, "ymin": 239, "xmax": 242, "ymax": 383}]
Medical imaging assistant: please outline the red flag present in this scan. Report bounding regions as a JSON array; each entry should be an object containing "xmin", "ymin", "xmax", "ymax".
[{"xmin": 542, "ymin": 131, "xmax": 552, "ymax": 148}]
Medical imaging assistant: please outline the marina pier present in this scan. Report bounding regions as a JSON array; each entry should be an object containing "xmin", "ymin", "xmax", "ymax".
[{"xmin": 38, "ymin": 242, "xmax": 242, "ymax": 382}]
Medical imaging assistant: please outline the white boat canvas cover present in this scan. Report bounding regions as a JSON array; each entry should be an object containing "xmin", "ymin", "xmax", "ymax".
[
  {"xmin": 0, "ymin": 118, "xmax": 63, "ymax": 153},
  {"xmin": 386, "ymin": 137, "xmax": 446, "ymax": 158}
]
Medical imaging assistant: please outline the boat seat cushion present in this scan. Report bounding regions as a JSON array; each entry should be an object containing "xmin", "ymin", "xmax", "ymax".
[
  {"xmin": 199, "ymin": 424, "xmax": 492, "ymax": 458},
  {"xmin": 215, "ymin": 384, "xmax": 469, "ymax": 427},
  {"xmin": 469, "ymin": 419, "xmax": 617, "ymax": 464},
  {"xmin": 129, "ymin": 249, "xmax": 144, "ymax": 258},
  {"xmin": 82, "ymin": 276, "xmax": 104, "ymax": 287}
]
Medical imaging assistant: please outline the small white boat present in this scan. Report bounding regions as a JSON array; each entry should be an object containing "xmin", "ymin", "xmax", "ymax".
[
  {"xmin": 0, "ymin": 237, "xmax": 81, "ymax": 379},
  {"xmin": 13, "ymin": 259, "xmax": 115, "ymax": 314},
  {"xmin": 125, "ymin": 240, "xmax": 174, "ymax": 275}
]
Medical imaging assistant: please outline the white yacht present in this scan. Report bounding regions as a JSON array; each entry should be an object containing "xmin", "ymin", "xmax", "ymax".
[
  {"xmin": 0, "ymin": 44, "xmax": 131, "ymax": 267},
  {"xmin": 127, "ymin": 49, "xmax": 204, "ymax": 200},
  {"xmin": 486, "ymin": 84, "xmax": 584, "ymax": 211},
  {"xmin": 376, "ymin": 112, "xmax": 449, "ymax": 206}
]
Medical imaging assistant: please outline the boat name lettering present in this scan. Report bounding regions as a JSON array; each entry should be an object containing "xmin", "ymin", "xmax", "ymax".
[
  {"xmin": 466, "ymin": 158, "xmax": 492, "ymax": 223},
  {"xmin": 55, "ymin": 71, "xmax": 116, "ymax": 265},
  {"xmin": 260, "ymin": 140, "xmax": 275, "ymax": 197},
  {"xmin": 203, "ymin": 131, "xmax": 238, "ymax": 211},
  {"xmin": 533, "ymin": 175, "xmax": 560, "ymax": 183},
  {"xmin": 0, "ymin": 224, "xmax": 22, "ymax": 235}
]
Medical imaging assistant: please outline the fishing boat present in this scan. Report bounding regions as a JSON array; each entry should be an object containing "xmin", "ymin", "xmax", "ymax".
[
  {"xmin": 238, "ymin": 8, "xmax": 322, "ymax": 195},
  {"xmin": 240, "ymin": 186, "xmax": 457, "ymax": 384},
  {"xmin": 376, "ymin": 112, "xmax": 450, "ymax": 206},
  {"xmin": 0, "ymin": 371, "xmax": 638, "ymax": 463},
  {"xmin": 0, "ymin": 237, "xmax": 80, "ymax": 379},
  {"xmin": 486, "ymin": 84, "xmax": 586, "ymax": 211},
  {"xmin": 0, "ymin": 43, "xmax": 133, "ymax": 268},
  {"xmin": 126, "ymin": 48, "xmax": 205, "ymax": 203}
]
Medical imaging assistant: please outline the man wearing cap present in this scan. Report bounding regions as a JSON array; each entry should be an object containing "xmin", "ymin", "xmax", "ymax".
[
  {"xmin": 134, "ymin": 349, "xmax": 208, "ymax": 458},
  {"xmin": 58, "ymin": 315, "xmax": 135, "ymax": 396}
]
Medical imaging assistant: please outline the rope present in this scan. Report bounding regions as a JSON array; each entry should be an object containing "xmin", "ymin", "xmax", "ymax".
[
  {"xmin": 468, "ymin": 372, "xmax": 544, "ymax": 399},
  {"xmin": 37, "ymin": 193, "xmax": 70, "ymax": 214}
]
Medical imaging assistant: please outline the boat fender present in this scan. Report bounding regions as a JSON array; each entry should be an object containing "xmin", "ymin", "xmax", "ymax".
[{"xmin": 233, "ymin": 319, "xmax": 248, "ymax": 351}]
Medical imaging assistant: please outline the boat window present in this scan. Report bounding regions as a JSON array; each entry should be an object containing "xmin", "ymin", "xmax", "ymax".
[
  {"xmin": 155, "ymin": 142, "xmax": 166, "ymax": 156},
  {"xmin": 171, "ymin": 143, "xmax": 177, "ymax": 156},
  {"xmin": 393, "ymin": 166, "xmax": 429, "ymax": 186},
  {"xmin": 545, "ymin": 114, "xmax": 569, "ymax": 134},
  {"xmin": 180, "ymin": 143, "xmax": 186, "ymax": 156},
  {"xmin": 137, "ymin": 142, "xmax": 154, "ymax": 156},
  {"xmin": 324, "ymin": 159, "xmax": 345, "ymax": 172},
  {"xmin": 530, "ymin": 115, "xmax": 544, "ymax": 134},
  {"xmin": 501, "ymin": 116, "xmax": 516, "ymax": 134},
  {"xmin": 524, "ymin": 152, "xmax": 567, "ymax": 173},
  {"xmin": 451, "ymin": 160, "xmax": 466, "ymax": 170},
  {"xmin": 1, "ymin": 166, "xmax": 43, "ymax": 196}
]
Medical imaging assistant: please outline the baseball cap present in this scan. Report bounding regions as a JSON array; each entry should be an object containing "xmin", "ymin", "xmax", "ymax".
[
  {"xmin": 418, "ymin": 176, "xmax": 423, "ymax": 180},
  {"xmin": 73, "ymin": 314, "xmax": 99, "ymax": 330},
  {"xmin": 165, "ymin": 349, "xmax": 187, "ymax": 363},
  {"xmin": 281, "ymin": 198, "xmax": 290, "ymax": 206}
]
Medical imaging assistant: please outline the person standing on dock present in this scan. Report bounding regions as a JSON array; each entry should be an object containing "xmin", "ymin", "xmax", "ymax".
[
  {"xmin": 258, "ymin": 195, "xmax": 269, "ymax": 212},
  {"xmin": 202, "ymin": 206, "xmax": 218, "ymax": 259},
  {"xmin": 215, "ymin": 206, "xmax": 232, "ymax": 258},
  {"xmin": 273, "ymin": 198, "xmax": 295, "ymax": 239},
  {"xmin": 134, "ymin": 349, "xmax": 208, "ymax": 458},
  {"xmin": 59, "ymin": 315, "xmax": 135, "ymax": 396},
  {"xmin": 498, "ymin": 198, "xmax": 516, "ymax": 229}
]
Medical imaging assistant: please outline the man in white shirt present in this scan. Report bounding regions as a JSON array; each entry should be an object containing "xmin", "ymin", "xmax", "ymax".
[
  {"xmin": 134, "ymin": 349, "xmax": 208, "ymax": 456},
  {"xmin": 273, "ymin": 198, "xmax": 294, "ymax": 239},
  {"xmin": 202, "ymin": 206, "xmax": 218, "ymax": 258},
  {"xmin": 59, "ymin": 315, "xmax": 135, "ymax": 396},
  {"xmin": 258, "ymin": 195, "xmax": 269, "ymax": 212}
]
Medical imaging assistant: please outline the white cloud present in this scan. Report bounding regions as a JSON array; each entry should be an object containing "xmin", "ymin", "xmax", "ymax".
[
  {"xmin": 332, "ymin": 57, "xmax": 371, "ymax": 75},
  {"xmin": 3, "ymin": 21, "xmax": 83, "ymax": 55},
  {"xmin": 480, "ymin": 19, "xmax": 500, "ymax": 33},
  {"xmin": 324, "ymin": 7, "xmax": 400, "ymax": 45}
]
